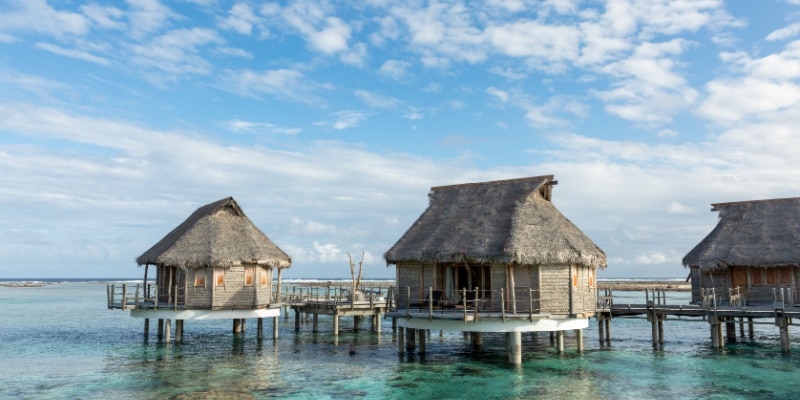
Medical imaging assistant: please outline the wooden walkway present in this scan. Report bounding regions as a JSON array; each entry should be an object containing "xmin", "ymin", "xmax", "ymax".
[{"xmin": 597, "ymin": 289, "xmax": 798, "ymax": 351}]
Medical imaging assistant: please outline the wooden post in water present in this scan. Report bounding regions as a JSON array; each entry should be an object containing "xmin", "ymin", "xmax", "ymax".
[
  {"xmin": 164, "ymin": 319, "xmax": 171, "ymax": 343},
  {"xmin": 777, "ymin": 314, "xmax": 791, "ymax": 352},
  {"xmin": 273, "ymin": 317, "xmax": 279, "ymax": 340},
  {"xmin": 397, "ymin": 326, "xmax": 405, "ymax": 354},
  {"xmin": 506, "ymin": 331, "xmax": 522, "ymax": 364},
  {"xmin": 333, "ymin": 314, "xmax": 340, "ymax": 336},
  {"xmin": 726, "ymin": 317, "xmax": 736, "ymax": 342},
  {"xmin": 549, "ymin": 331, "xmax": 555, "ymax": 346},
  {"xmin": 294, "ymin": 309, "xmax": 300, "ymax": 331},
  {"xmin": 739, "ymin": 316, "xmax": 745, "ymax": 337},
  {"xmin": 418, "ymin": 329, "xmax": 426, "ymax": 355},
  {"xmin": 144, "ymin": 319, "xmax": 149, "ymax": 337},
  {"xmin": 353, "ymin": 316, "xmax": 361, "ymax": 332},
  {"xmin": 471, "ymin": 332, "xmax": 483, "ymax": 348},
  {"xmin": 312, "ymin": 314, "xmax": 319, "ymax": 332},
  {"xmin": 406, "ymin": 328, "xmax": 416, "ymax": 351},
  {"xmin": 576, "ymin": 329, "xmax": 584, "ymax": 352},
  {"xmin": 241, "ymin": 319, "xmax": 246, "ymax": 332},
  {"xmin": 157, "ymin": 319, "xmax": 164, "ymax": 338},
  {"xmin": 598, "ymin": 316, "xmax": 605, "ymax": 344},
  {"xmin": 557, "ymin": 331, "xmax": 564, "ymax": 353},
  {"xmin": 604, "ymin": 317, "xmax": 611, "ymax": 343},
  {"xmin": 257, "ymin": 318, "xmax": 263, "ymax": 340},
  {"xmin": 748, "ymin": 317, "xmax": 754, "ymax": 339},
  {"xmin": 175, "ymin": 320, "xmax": 183, "ymax": 343},
  {"xmin": 658, "ymin": 315, "xmax": 665, "ymax": 345},
  {"xmin": 233, "ymin": 319, "xmax": 241, "ymax": 333}
]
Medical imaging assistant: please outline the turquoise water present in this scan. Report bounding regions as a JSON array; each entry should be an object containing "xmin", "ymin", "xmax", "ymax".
[{"xmin": 1, "ymin": 283, "xmax": 798, "ymax": 399}]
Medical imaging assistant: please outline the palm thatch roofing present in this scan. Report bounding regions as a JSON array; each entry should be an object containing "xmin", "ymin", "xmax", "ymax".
[
  {"xmin": 136, "ymin": 197, "xmax": 291, "ymax": 269},
  {"xmin": 683, "ymin": 197, "xmax": 800, "ymax": 271},
  {"xmin": 384, "ymin": 175, "xmax": 606, "ymax": 268}
]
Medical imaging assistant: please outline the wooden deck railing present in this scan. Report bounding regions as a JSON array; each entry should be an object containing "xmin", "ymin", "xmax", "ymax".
[
  {"xmin": 396, "ymin": 286, "xmax": 548, "ymax": 322},
  {"xmin": 107, "ymin": 283, "xmax": 158, "ymax": 310}
]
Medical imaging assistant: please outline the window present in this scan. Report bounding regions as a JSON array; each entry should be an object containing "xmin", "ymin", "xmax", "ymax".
[
  {"xmin": 216, "ymin": 269, "xmax": 225, "ymax": 286},
  {"xmin": 194, "ymin": 269, "xmax": 206, "ymax": 286},
  {"xmin": 244, "ymin": 266, "xmax": 254, "ymax": 286},
  {"xmin": 442, "ymin": 264, "xmax": 491, "ymax": 299},
  {"xmin": 260, "ymin": 267, "xmax": 268, "ymax": 287}
]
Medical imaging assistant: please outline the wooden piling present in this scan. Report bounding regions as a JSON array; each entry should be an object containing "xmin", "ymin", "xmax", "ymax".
[
  {"xmin": 598, "ymin": 316, "xmax": 605, "ymax": 343},
  {"xmin": 576, "ymin": 329, "xmax": 584, "ymax": 352},
  {"xmin": 471, "ymin": 332, "xmax": 483, "ymax": 347},
  {"xmin": 144, "ymin": 318, "xmax": 149, "ymax": 337},
  {"xmin": 164, "ymin": 319, "xmax": 171, "ymax": 343},
  {"xmin": 397, "ymin": 326, "xmax": 405, "ymax": 354},
  {"xmin": 418, "ymin": 329, "xmax": 426, "ymax": 355},
  {"xmin": 175, "ymin": 320, "xmax": 183, "ymax": 342},
  {"xmin": 273, "ymin": 317, "xmax": 279, "ymax": 340},
  {"xmin": 333, "ymin": 314, "xmax": 340, "ymax": 336},
  {"xmin": 406, "ymin": 328, "xmax": 416, "ymax": 351},
  {"xmin": 294, "ymin": 309, "xmax": 300, "ymax": 331},
  {"xmin": 257, "ymin": 318, "xmax": 263, "ymax": 340},
  {"xmin": 658, "ymin": 315, "xmax": 664, "ymax": 345},
  {"xmin": 506, "ymin": 331, "xmax": 522, "ymax": 364},
  {"xmin": 557, "ymin": 331, "xmax": 564, "ymax": 353},
  {"xmin": 157, "ymin": 319, "xmax": 164, "ymax": 338},
  {"xmin": 312, "ymin": 314, "xmax": 319, "ymax": 332},
  {"xmin": 604, "ymin": 317, "xmax": 611, "ymax": 343},
  {"xmin": 726, "ymin": 318, "xmax": 736, "ymax": 342},
  {"xmin": 748, "ymin": 317, "xmax": 754, "ymax": 339}
]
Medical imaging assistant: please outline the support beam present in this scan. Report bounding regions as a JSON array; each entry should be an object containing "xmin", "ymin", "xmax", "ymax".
[
  {"xmin": 506, "ymin": 331, "xmax": 522, "ymax": 365},
  {"xmin": 144, "ymin": 318, "xmax": 150, "ymax": 337},
  {"xmin": 418, "ymin": 329, "xmax": 426, "ymax": 355},
  {"xmin": 312, "ymin": 314, "xmax": 319, "ymax": 332},
  {"xmin": 397, "ymin": 326, "xmax": 405, "ymax": 354},
  {"xmin": 164, "ymin": 319, "xmax": 171, "ymax": 343},
  {"xmin": 257, "ymin": 318, "xmax": 263, "ymax": 340},
  {"xmin": 471, "ymin": 332, "xmax": 483, "ymax": 348},
  {"xmin": 333, "ymin": 315, "xmax": 339, "ymax": 336},
  {"xmin": 406, "ymin": 328, "xmax": 416, "ymax": 351},
  {"xmin": 576, "ymin": 329, "xmax": 584, "ymax": 352},
  {"xmin": 273, "ymin": 317, "xmax": 279, "ymax": 340},
  {"xmin": 294, "ymin": 309, "xmax": 300, "ymax": 331},
  {"xmin": 175, "ymin": 320, "xmax": 183, "ymax": 342},
  {"xmin": 557, "ymin": 331, "xmax": 564, "ymax": 353}
]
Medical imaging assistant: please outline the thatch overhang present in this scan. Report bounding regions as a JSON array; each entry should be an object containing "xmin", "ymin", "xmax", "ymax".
[
  {"xmin": 682, "ymin": 197, "xmax": 800, "ymax": 272},
  {"xmin": 136, "ymin": 197, "xmax": 291, "ymax": 269},
  {"xmin": 384, "ymin": 175, "xmax": 606, "ymax": 268}
]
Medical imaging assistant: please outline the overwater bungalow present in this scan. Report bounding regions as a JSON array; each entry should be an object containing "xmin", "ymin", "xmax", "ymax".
[
  {"xmin": 683, "ymin": 197, "xmax": 800, "ymax": 307},
  {"xmin": 107, "ymin": 196, "xmax": 291, "ymax": 341},
  {"xmin": 384, "ymin": 175, "xmax": 606, "ymax": 363}
]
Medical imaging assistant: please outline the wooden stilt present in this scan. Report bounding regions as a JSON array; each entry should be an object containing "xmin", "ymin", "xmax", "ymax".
[
  {"xmin": 144, "ymin": 318, "xmax": 150, "ymax": 337},
  {"xmin": 241, "ymin": 319, "xmax": 246, "ymax": 332},
  {"xmin": 157, "ymin": 319, "xmax": 164, "ymax": 338},
  {"xmin": 175, "ymin": 320, "xmax": 183, "ymax": 342},
  {"xmin": 333, "ymin": 314, "xmax": 339, "ymax": 336},
  {"xmin": 726, "ymin": 318, "xmax": 736, "ymax": 342},
  {"xmin": 391, "ymin": 317, "xmax": 397, "ymax": 331},
  {"xmin": 507, "ymin": 331, "xmax": 522, "ymax": 364},
  {"xmin": 557, "ymin": 331, "xmax": 564, "ymax": 353},
  {"xmin": 576, "ymin": 329, "xmax": 584, "ymax": 352},
  {"xmin": 549, "ymin": 331, "xmax": 555, "ymax": 346},
  {"xmin": 651, "ymin": 316, "xmax": 659, "ymax": 347},
  {"xmin": 658, "ymin": 315, "xmax": 665, "ymax": 345},
  {"xmin": 406, "ymin": 328, "xmax": 416, "ymax": 351},
  {"xmin": 739, "ymin": 316, "xmax": 745, "ymax": 337},
  {"xmin": 312, "ymin": 314, "xmax": 319, "ymax": 332},
  {"xmin": 353, "ymin": 316, "xmax": 360, "ymax": 332},
  {"xmin": 471, "ymin": 332, "xmax": 483, "ymax": 347},
  {"xmin": 418, "ymin": 329, "xmax": 426, "ymax": 355},
  {"xmin": 604, "ymin": 317, "xmax": 611, "ymax": 343},
  {"xmin": 598, "ymin": 316, "xmax": 605, "ymax": 344},
  {"xmin": 294, "ymin": 309, "xmax": 300, "ymax": 331},
  {"xmin": 164, "ymin": 319, "xmax": 171, "ymax": 343},
  {"xmin": 374, "ymin": 314, "xmax": 381, "ymax": 332},
  {"xmin": 397, "ymin": 326, "xmax": 405, "ymax": 354},
  {"xmin": 233, "ymin": 319, "xmax": 241, "ymax": 333},
  {"xmin": 748, "ymin": 317, "xmax": 754, "ymax": 339},
  {"xmin": 777, "ymin": 315, "xmax": 791, "ymax": 352},
  {"xmin": 273, "ymin": 317, "xmax": 279, "ymax": 340},
  {"xmin": 257, "ymin": 318, "xmax": 263, "ymax": 340}
]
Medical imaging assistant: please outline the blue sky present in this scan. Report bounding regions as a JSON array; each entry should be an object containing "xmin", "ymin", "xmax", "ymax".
[{"xmin": 2, "ymin": 0, "xmax": 800, "ymax": 279}]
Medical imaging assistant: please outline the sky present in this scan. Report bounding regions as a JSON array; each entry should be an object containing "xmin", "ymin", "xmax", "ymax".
[{"xmin": 1, "ymin": 0, "xmax": 800, "ymax": 280}]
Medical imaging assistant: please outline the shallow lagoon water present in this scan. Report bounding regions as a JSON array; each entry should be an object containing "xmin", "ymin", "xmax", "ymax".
[{"xmin": 1, "ymin": 282, "xmax": 798, "ymax": 399}]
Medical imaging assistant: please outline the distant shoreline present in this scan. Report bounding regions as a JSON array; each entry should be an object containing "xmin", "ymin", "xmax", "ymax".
[{"xmin": 597, "ymin": 280, "xmax": 690, "ymax": 292}]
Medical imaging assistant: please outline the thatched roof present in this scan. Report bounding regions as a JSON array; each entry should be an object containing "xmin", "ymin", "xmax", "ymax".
[
  {"xmin": 683, "ymin": 197, "xmax": 800, "ymax": 271},
  {"xmin": 136, "ymin": 197, "xmax": 291, "ymax": 269},
  {"xmin": 384, "ymin": 175, "xmax": 606, "ymax": 268}
]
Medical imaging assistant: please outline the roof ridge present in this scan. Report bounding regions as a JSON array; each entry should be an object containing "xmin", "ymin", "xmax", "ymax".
[
  {"xmin": 712, "ymin": 196, "xmax": 800, "ymax": 209},
  {"xmin": 431, "ymin": 174, "xmax": 554, "ymax": 190}
]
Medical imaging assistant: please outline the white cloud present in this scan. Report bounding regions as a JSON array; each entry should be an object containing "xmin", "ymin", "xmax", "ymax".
[
  {"xmin": 35, "ymin": 42, "xmax": 112, "ymax": 66},
  {"xmin": 766, "ymin": 22, "xmax": 800, "ymax": 41},
  {"xmin": 217, "ymin": 3, "xmax": 261, "ymax": 36},
  {"xmin": 126, "ymin": 0, "xmax": 178, "ymax": 39},
  {"xmin": 80, "ymin": 4, "xmax": 125, "ymax": 30},
  {"xmin": 355, "ymin": 89, "xmax": 400, "ymax": 109},
  {"xmin": 314, "ymin": 242, "xmax": 342, "ymax": 263},
  {"xmin": 379, "ymin": 59, "xmax": 412, "ymax": 80},
  {"xmin": 221, "ymin": 68, "xmax": 328, "ymax": 105},
  {"xmin": 217, "ymin": 47, "xmax": 253, "ymax": 58},
  {"xmin": 0, "ymin": 0, "xmax": 89, "ymax": 37},
  {"xmin": 315, "ymin": 110, "xmax": 368, "ymax": 130},
  {"xmin": 130, "ymin": 27, "xmax": 224, "ymax": 79},
  {"xmin": 486, "ymin": 86, "xmax": 509, "ymax": 103}
]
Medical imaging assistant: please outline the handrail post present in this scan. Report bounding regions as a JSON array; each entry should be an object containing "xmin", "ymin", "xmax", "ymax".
[
  {"xmin": 121, "ymin": 285, "xmax": 127, "ymax": 310},
  {"xmin": 428, "ymin": 287, "xmax": 433, "ymax": 321},
  {"xmin": 529, "ymin": 288, "xmax": 533, "ymax": 322},
  {"xmin": 473, "ymin": 287, "xmax": 479, "ymax": 323},
  {"xmin": 135, "ymin": 284, "xmax": 140, "ymax": 309},
  {"xmin": 501, "ymin": 288, "xmax": 505, "ymax": 323},
  {"xmin": 462, "ymin": 287, "xmax": 467, "ymax": 323},
  {"xmin": 406, "ymin": 287, "xmax": 411, "ymax": 318}
]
